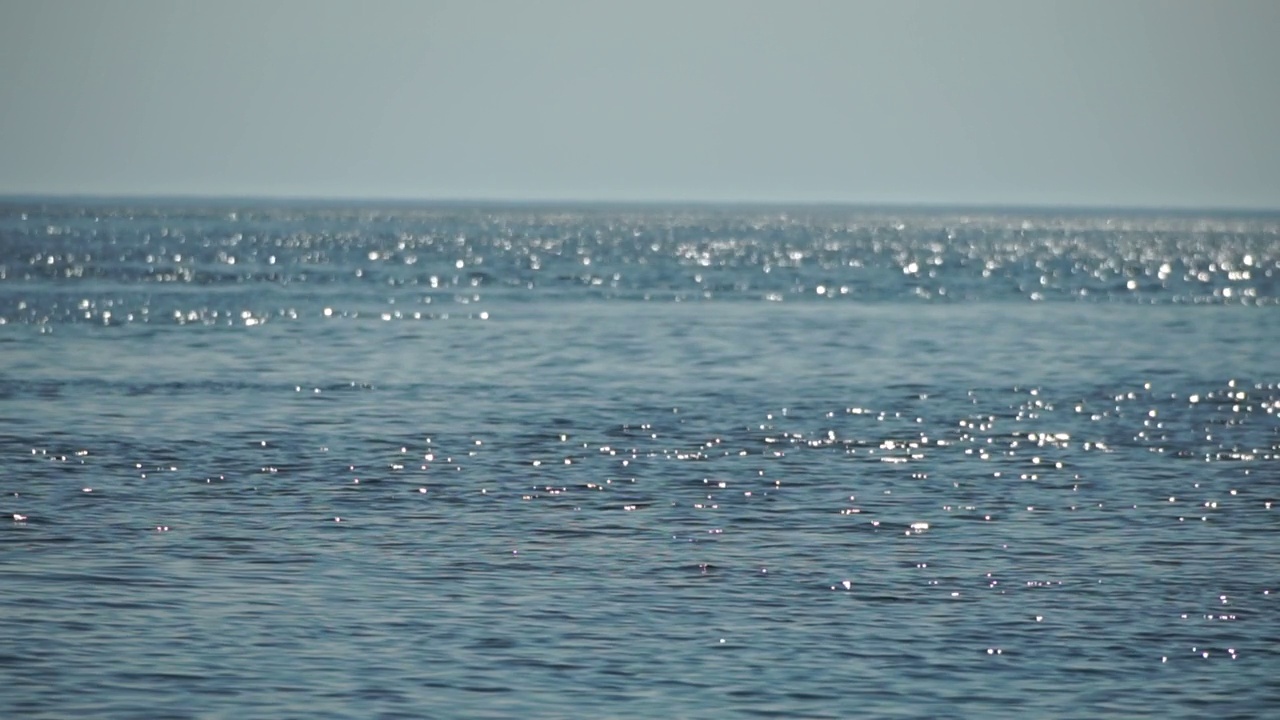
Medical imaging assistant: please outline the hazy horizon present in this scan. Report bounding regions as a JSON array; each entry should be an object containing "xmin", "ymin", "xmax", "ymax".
[
  {"xmin": 3, "ymin": 1, "xmax": 1279, "ymax": 210},
  {"xmin": 7, "ymin": 191, "xmax": 1280, "ymax": 216}
]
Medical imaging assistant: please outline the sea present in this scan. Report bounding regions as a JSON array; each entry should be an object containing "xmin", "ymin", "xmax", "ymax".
[{"xmin": 1, "ymin": 199, "xmax": 1277, "ymax": 719}]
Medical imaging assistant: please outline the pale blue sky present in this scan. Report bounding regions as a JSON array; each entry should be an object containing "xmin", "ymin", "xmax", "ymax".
[{"xmin": 2, "ymin": 0, "xmax": 1278, "ymax": 208}]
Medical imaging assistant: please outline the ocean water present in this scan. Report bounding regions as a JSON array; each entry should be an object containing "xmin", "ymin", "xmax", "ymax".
[{"xmin": 1, "ymin": 200, "xmax": 1278, "ymax": 718}]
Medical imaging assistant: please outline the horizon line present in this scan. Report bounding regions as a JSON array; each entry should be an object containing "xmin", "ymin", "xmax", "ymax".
[{"xmin": 2, "ymin": 192, "xmax": 1278, "ymax": 216}]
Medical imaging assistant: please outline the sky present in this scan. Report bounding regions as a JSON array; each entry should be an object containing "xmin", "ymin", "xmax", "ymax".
[{"xmin": 1, "ymin": 0, "xmax": 1278, "ymax": 209}]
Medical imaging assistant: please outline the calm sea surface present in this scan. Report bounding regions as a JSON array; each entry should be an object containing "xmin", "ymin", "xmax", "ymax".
[{"xmin": 2, "ymin": 200, "xmax": 1278, "ymax": 718}]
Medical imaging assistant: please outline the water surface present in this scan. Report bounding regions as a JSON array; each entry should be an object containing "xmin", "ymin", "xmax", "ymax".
[{"xmin": 2, "ymin": 201, "xmax": 1278, "ymax": 718}]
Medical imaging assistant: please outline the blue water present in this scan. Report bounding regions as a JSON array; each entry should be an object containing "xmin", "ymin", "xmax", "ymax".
[{"xmin": 2, "ymin": 200, "xmax": 1278, "ymax": 718}]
